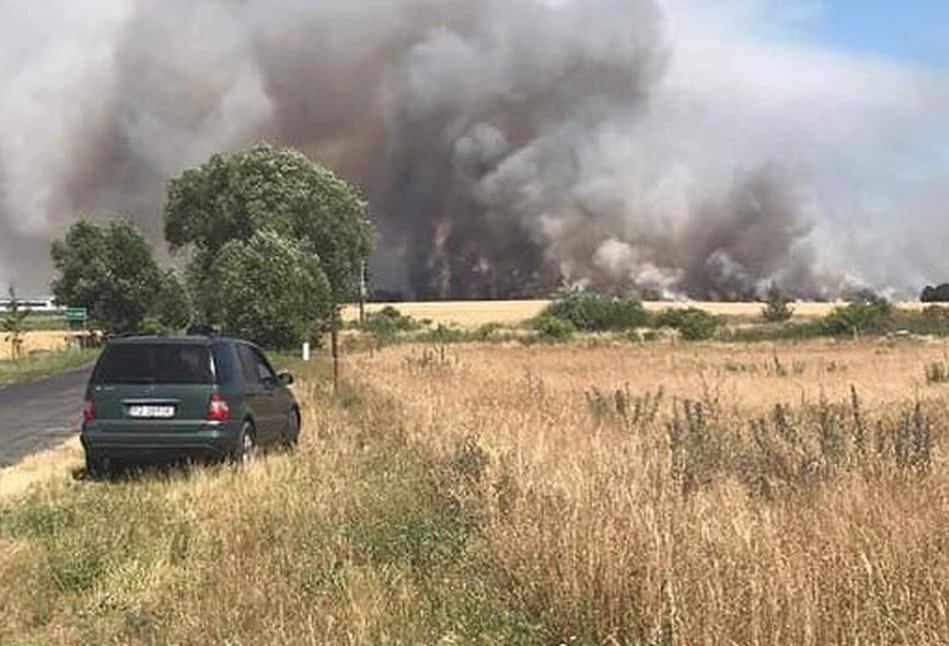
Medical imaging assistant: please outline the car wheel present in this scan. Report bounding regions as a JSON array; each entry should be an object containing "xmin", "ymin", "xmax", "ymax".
[
  {"xmin": 282, "ymin": 408, "xmax": 300, "ymax": 450},
  {"xmin": 232, "ymin": 421, "xmax": 257, "ymax": 465}
]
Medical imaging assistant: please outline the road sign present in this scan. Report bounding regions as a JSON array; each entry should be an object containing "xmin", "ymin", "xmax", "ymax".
[{"xmin": 64, "ymin": 307, "xmax": 88, "ymax": 327}]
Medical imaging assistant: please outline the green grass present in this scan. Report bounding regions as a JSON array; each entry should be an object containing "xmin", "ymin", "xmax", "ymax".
[
  {"xmin": 22, "ymin": 313, "xmax": 69, "ymax": 331},
  {"xmin": 0, "ymin": 349, "xmax": 100, "ymax": 388}
]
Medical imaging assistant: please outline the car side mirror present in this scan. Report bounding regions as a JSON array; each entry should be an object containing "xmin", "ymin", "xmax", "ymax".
[{"xmin": 277, "ymin": 371, "xmax": 294, "ymax": 387}]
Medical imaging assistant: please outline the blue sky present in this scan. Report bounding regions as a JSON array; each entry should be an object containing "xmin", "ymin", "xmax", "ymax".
[{"xmin": 796, "ymin": 0, "xmax": 949, "ymax": 69}]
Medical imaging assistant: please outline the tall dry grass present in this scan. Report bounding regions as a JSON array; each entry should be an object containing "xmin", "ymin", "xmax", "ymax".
[
  {"xmin": 0, "ymin": 367, "xmax": 542, "ymax": 644},
  {"xmin": 346, "ymin": 339, "xmax": 949, "ymax": 644},
  {"xmin": 3, "ymin": 339, "xmax": 949, "ymax": 643}
]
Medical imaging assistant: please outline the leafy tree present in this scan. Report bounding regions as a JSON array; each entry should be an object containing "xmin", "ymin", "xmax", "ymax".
[
  {"xmin": 2, "ymin": 286, "xmax": 30, "ymax": 360},
  {"xmin": 208, "ymin": 229, "xmax": 333, "ymax": 348},
  {"xmin": 151, "ymin": 269, "xmax": 192, "ymax": 332},
  {"xmin": 762, "ymin": 283, "xmax": 794, "ymax": 322},
  {"xmin": 921, "ymin": 283, "xmax": 949, "ymax": 303},
  {"xmin": 50, "ymin": 220, "xmax": 162, "ymax": 333},
  {"xmin": 164, "ymin": 144, "xmax": 374, "ymax": 312}
]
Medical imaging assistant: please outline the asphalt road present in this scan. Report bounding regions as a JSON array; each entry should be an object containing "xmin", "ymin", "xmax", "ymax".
[{"xmin": 0, "ymin": 367, "xmax": 91, "ymax": 468}]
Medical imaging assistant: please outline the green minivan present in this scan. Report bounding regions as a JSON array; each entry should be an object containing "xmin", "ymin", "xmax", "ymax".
[{"xmin": 80, "ymin": 336, "xmax": 300, "ymax": 475}]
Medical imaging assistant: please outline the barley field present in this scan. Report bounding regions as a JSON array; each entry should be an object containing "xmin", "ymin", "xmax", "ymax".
[
  {"xmin": 342, "ymin": 299, "xmax": 928, "ymax": 327},
  {"xmin": 0, "ymin": 331, "xmax": 70, "ymax": 361},
  {"xmin": 2, "ymin": 338, "xmax": 949, "ymax": 643}
]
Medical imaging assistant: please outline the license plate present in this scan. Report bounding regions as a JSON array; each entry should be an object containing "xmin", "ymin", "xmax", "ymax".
[{"xmin": 127, "ymin": 405, "xmax": 176, "ymax": 419}]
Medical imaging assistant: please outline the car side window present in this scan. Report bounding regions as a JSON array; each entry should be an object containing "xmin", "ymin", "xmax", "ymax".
[
  {"xmin": 237, "ymin": 344, "xmax": 261, "ymax": 385},
  {"xmin": 211, "ymin": 342, "xmax": 237, "ymax": 386},
  {"xmin": 251, "ymin": 348, "xmax": 277, "ymax": 383}
]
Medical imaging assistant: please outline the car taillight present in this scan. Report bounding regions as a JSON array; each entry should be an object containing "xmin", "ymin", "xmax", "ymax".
[
  {"xmin": 207, "ymin": 393, "xmax": 230, "ymax": 422},
  {"xmin": 82, "ymin": 395, "xmax": 95, "ymax": 424}
]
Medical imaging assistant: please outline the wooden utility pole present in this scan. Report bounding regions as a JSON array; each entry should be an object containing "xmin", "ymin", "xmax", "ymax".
[{"xmin": 331, "ymin": 309, "xmax": 339, "ymax": 394}]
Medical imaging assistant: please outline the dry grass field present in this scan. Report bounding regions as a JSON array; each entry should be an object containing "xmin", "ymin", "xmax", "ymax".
[
  {"xmin": 0, "ymin": 338, "xmax": 97, "ymax": 388},
  {"xmin": 0, "ymin": 331, "xmax": 70, "ymax": 361},
  {"xmin": 343, "ymin": 299, "xmax": 928, "ymax": 327},
  {"xmin": 2, "ymin": 337, "xmax": 949, "ymax": 643},
  {"xmin": 346, "ymin": 339, "xmax": 949, "ymax": 643}
]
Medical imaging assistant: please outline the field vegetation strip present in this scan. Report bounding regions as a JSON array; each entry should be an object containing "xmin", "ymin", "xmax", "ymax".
[{"xmin": 0, "ymin": 348, "xmax": 98, "ymax": 388}]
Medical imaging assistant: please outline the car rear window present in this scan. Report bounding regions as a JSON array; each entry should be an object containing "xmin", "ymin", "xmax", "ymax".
[{"xmin": 93, "ymin": 344, "xmax": 214, "ymax": 385}]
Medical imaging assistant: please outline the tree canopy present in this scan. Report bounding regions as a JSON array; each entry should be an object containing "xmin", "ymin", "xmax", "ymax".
[
  {"xmin": 51, "ymin": 220, "xmax": 164, "ymax": 333},
  {"xmin": 208, "ymin": 229, "xmax": 332, "ymax": 348},
  {"xmin": 48, "ymin": 144, "xmax": 371, "ymax": 347},
  {"xmin": 153, "ymin": 269, "xmax": 193, "ymax": 332},
  {"xmin": 164, "ymin": 144, "xmax": 374, "ymax": 304},
  {"xmin": 922, "ymin": 284, "xmax": 949, "ymax": 303},
  {"xmin": 50, "ymin": 220, "xmax": 191, "ymax": 334}
]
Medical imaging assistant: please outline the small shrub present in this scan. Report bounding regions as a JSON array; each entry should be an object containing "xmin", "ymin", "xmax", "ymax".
[
  {"xmin": 820, "ymin": 298, "xmax": 892, "ymax": 336},
  {"xmin": 473, "ymin": 322, "xmax": 505, "ymax": 342},
  {"xmin": 925, "ymin": 362, "xmax": 949, "ymax": 385},
  {"xmin": 403, "ymin": 347, "xmax": 463, "ymax": 378},
  {"xmin": 586, "ymin": 384, "xmax": 664, "ymax": 432},
  {"xmin": 762, "ymin": 283, "xmax": 794, "ymax": 323},
  {"xmin": 532, "ymin": 316, "xmax": 575, "ymax": 342},
  {"xmin": 363, "ymin": 306, "xmax": 419, "ymax": 335},
  {"xmin": 668, "ymin": 400, "xmax": 723, "ymax": 495},
  {"xmin": 890, "ymin": 306, "xmax": 949, "ymax": 337},
  {"xmin": 885, "ymin": 401, "xmax": 934, "ymax": 474},
  {"xmin": 360, "ymin": 306, "xmax": 421, "ymax": 346},
  {"xmin": 541, "ymin": 288, "xmax": 649, "ymax": 332},
  {"xmin": 655, "ymin": 308, "xmax": 721, "ymax": 341},
  {"xmin": 419, "ymin": 324, "xmax": 467, "ymax": 344}
]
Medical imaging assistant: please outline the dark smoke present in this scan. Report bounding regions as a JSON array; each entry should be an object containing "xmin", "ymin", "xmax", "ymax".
[{"xmin": 0, "ymin": 0, "xmax": 944, "ymax": 299}]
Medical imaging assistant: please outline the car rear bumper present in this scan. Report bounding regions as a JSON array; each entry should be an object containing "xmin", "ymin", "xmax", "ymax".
[{"xmin": 81, "ymin": 420, "xmax": 240, "ymax": 462}]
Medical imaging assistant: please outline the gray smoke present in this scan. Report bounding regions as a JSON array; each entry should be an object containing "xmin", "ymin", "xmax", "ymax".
[{"xmin": 0, "ymin": 0, "xmax": 946, "ymax": 300}]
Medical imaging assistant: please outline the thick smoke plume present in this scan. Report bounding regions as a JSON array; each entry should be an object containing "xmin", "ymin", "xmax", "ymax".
[{"xmin": 0, "ymin": 0, "xmax": 946, "ymax": 300}]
